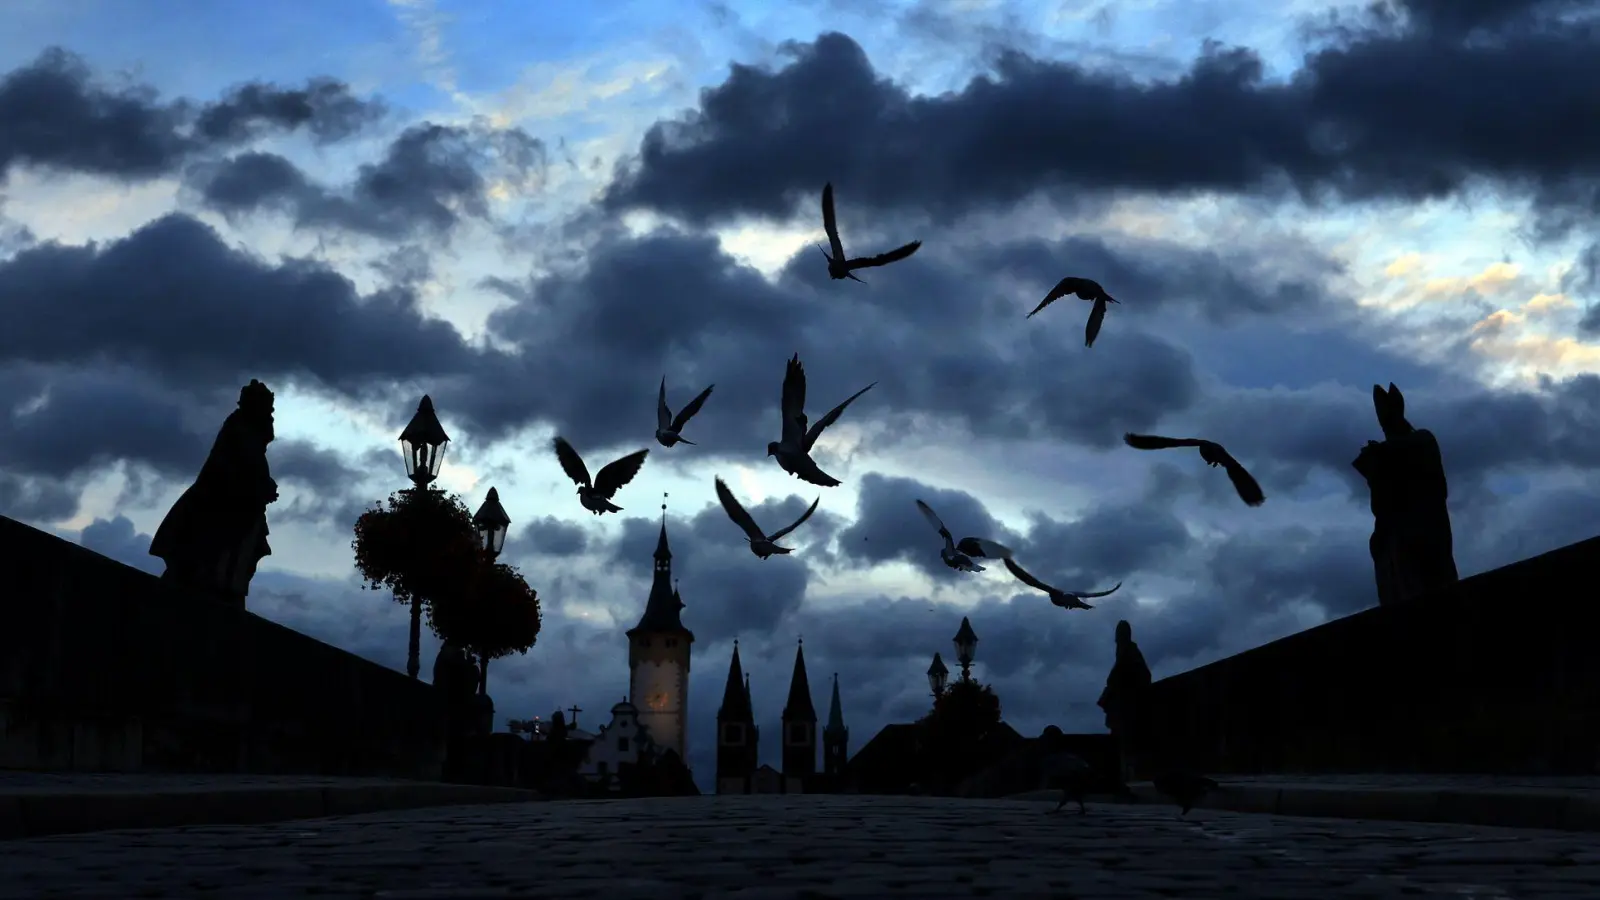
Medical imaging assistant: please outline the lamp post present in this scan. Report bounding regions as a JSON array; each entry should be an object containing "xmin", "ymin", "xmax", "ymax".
[
  {"xmin": 468, "ymin": 487, "xmax": 513, "ymax": 695},
  {"xmin": 927, "ymin": 652, "xmax": 949, "ymax": 699},
  {"xmin": 399, "ymin": 395, "xmax": 450, "ymax": 489},
  {"xmin": 953, "ymin": 616, "xmax": 978, "ymax": 683},
  {"xmin": 472, "ymin": 487, "xmax": 511, "ymax": 560},
  {"xmin": 398, "ymin": 394, "xmax": 450, "ymax": 679}
]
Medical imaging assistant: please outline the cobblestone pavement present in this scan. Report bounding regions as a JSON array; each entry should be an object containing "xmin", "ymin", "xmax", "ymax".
[
  {"xmin": 0, "ymin": 773, "xmax": 431, "ymax": 791},
  {"xmin": 3, "ymin": 796, "xmax": 1598, "ymax": 899},
  {"xmin": 1207, "ymin": 773, "xmax": 1600, "ymax": 792}
]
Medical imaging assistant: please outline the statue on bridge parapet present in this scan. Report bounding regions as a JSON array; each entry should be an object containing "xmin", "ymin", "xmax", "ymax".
[
  {"xmin": 1098, "ymin": 619, "xmax": 1152, "ymax": 779},
  {"xmin": 148, "ymin": 379, "xmax": 279, "ymax": 608},
  {"xmin": 1351, "ymin": 383, "xmax": 1459, "ymax": 608}
]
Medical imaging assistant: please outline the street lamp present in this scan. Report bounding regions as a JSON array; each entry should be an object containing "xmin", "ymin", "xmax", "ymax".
[
  {"xmin": 399, "ymin": 395, "xmax": 450, "ymax": 488},
  {"xmin": 953, "ymin": 616, "xmax": 978, "ymax": 682},
  {"xmin": 472, "ymin": 487, "xmax": 511, "ymax": 559},
  {"xmin": 927, "ymin": 652, "xmax": 949, "ymax": 698}
]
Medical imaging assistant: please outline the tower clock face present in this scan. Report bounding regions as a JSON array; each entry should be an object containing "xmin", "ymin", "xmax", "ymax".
[{"xmin": 646, "ymin": 692, "xmax": 669, "ymax": 710}]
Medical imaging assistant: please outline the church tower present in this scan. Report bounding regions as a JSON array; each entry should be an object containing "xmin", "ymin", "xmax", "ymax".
[
  {"xmin": 822, "ymin": 672, "xmax": 849, "ymax": 783},
  {"xmin": 781, "ymin": 639, "xmax": 818, "ymax": 787},
  {"xmin": 627, "ymin": 507, "xmax": 694, "ymax": 763},
  {"xmin": 715, "ymin": 641, "xmax": 758, "ymax": 793}
]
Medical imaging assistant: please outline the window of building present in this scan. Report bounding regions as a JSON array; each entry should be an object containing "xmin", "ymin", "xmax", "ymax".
[
  {"xmin": 597, "ymin": 761, "xmax": 609, "ymax": 776},
  {"xmin": 666, "ymin": 638, "xmax": 677, "ymax": 647},
  {"xmin": 722, "ymin": 723, "xmax": 744, "ymax": 744},
  {"xmin": 640, "ymin": 638, "xmax": 651, "ymax": 648},
  {"xmin": 618, "ymin": 737, "xmax": 629, "ymax": 752}
]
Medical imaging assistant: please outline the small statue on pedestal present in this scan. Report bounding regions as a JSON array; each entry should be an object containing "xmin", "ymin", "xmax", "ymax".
[
  {"xmin": 1351, "ymin": 383, "xmax": 1460, "ymax": 607},
  {"xmin": 148, "ymin": 380, "xmax": 279, "ymax": 607}
]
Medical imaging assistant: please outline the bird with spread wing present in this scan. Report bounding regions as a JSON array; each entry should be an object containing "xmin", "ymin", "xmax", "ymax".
[
  {"xmin": 767, "ymin": 353, "xmax": 876, "ymax": 488},
  {"xmin": 914, "ymin": 499, "xmax": 1013, "ymax": 573},
  {"xmin": 656, "ymin": 376, "xmax": 714, "ymax": 448},
  {"xmin": 714, "ymin": 477, "xmax": 820, "ymax": 559},
  {"xmin": 1026, "ymin": 276, "xmax": 1121, "ymax": 348},
  {"xmin": 1003, "ymin": 558, "xmax": 1121, "ymax": 611},
  {"xmin": 551, "ymin": 437, "xmax": 649, "ymax": 515},
  {"xmin": 817, "ymin": 183, "xmax": 922, "ymax": 283},
  {"xmin": 1122, "ymin": 433, "xmax": 1266, "ymax": 507}
]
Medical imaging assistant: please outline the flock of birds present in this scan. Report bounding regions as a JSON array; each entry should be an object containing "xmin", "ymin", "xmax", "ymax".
[
  {"xmin": 548, "ymin": 183, "xmax": 1268, "ymax": 616},
  {"xmin": 543, "ymin": 185, "xmax": 1244, "ymax": 816}
]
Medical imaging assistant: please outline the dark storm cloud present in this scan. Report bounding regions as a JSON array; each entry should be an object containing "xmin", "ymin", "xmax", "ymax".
[
  {"xmin": 505, "ymin": 515, "xmax": 591, "ymax": 560},
  {"xmin": 602, "ymin": 10, "xmax": 1600, "ymax": 234},
  {"xmin": 452, "ymin": 224, "xmax": 1210, "ymax": 457},
  {"xmin": 0, "ymin": 213, "xmax": 483, "ymax": 392},
  {"xmin": 1188, "ymin": 374, "xmax": 1600, "ymax": 501},
  {"xmin": 188, "ymin": 121, "xmax": 550, "ymax": 240},
  {"xmin": 194, "ymin": 78, "xmax": 386, "ymax": 146},
  {"xmin": 0, "ymin": 472, "xmax": 78, "ymax": 522},
  {"xmin": 77, "ymin": 515, "xmax": 161, "ymax": 576},
  {"xmin": 0, "ymin": 48, "xmax": 381, "ymax": 182},
  {"xmin": 836, "ymin": 473, "xmax": 1022, "ymax": 579},
  {"xmin": 0, "ymin": 364, "xmax": 204, "ymax": 480},
  {"xmin": 271, "ymin": 439, "xmax": 364, "ymax": 490}
]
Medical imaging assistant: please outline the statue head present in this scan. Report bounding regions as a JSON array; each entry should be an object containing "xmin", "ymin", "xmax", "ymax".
[
  {"xmin": 1371, "ymin": 382, "xmax": 1414, "ymax": 440},
  {"xmin": 1115, "ymin": 619, "xmax": 1132, "ymax": 644},
  {"xmin": 239, "ymin": 379, "xmax": 276, "ymax": 443}
]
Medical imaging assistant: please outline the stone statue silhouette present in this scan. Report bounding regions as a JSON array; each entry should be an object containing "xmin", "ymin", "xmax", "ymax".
[
  {"xmin": 1351, "ymin": 383, "xmax": 1459, "ymax": 607},
  {"xmin": 1098, "ymin": 619, "xmax": 1152, "ymax": 776},
  {"xmin": 148, "ymin": 380, "xmax": 279, "ymax": 607}
]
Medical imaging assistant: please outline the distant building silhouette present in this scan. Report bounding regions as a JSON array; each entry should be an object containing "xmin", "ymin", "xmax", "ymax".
[
  {"xmin": 781, "ymin": 639, "xmax": 818, "ymax": 790},
  {"xmin": 823, "ymin": 672, "xmax": 849, "ymax": 782},
  {"xmin": 626, "ymin": 519, "xmax": 694, "ymax": 762},
  {"xmin": 715, "ymin": 641, "xmax": 759, "ymax": 793},
  {"xmin": 716, "ymin": 639, "xmax": 845, "ymax": 794},
  {"xmin": 578, "ymin": 699, "xmax": 656, "ymax": 788}
]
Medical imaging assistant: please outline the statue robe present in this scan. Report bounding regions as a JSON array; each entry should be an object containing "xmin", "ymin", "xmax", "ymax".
[
  {"xmin": 1353, "ymin": 428, "xmax": 1458, "ymax": 606},
  {"xmin": 149, "ymin": 407, "xmax": 276, "ymax": 600}
]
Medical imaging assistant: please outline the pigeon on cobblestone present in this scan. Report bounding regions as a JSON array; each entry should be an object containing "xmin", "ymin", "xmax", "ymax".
[{"xmin": 1153, "ymin": 770, "xmax": 1220, "ymax": 817}]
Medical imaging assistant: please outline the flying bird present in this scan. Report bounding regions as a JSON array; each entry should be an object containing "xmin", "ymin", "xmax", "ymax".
[
  {"xmin": 656, "ymin": 377, "xmax": 715, "ymax": 447},
  {"xmin": 818, "ymin": 182, "xmax": 922, "ymax": 283},
  {"xmin": 914, "ymin": 499, "xmax": 1013, "ymax": 573},
  {"xmin": 551, "ymin": 437, "xmax": 649, "ymax": 515},
  {"xmin": 1003, "ymin": 558, "xmax": 1121, "ymax": 611},
  {"xmin": 714, "ymin": 477, "xmax": 820, "ymax": 560},
  {"xmin": 1122, "ymin": 433, "xmax": 1266, "ymax": 507},
  {"xmin": 767, "ymin": 353, "xmax": 876, "ymax": 488},
  {"xmin": 1026, "ymin": 276, "xmax": 1121, "ymax": 347},
  {"xmin": 1152, "ymin": 770, "xmax": 1221, "ymax": 818}
]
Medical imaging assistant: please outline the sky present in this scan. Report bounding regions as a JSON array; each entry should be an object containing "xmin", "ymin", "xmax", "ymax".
[{"xmin": 4, "ymin": 0, "xmax": 1599, "ymax": 792}]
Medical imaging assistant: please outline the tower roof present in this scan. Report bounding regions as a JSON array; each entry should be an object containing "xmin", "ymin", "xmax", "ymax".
[
  {"xmin": 654, "ymin": 519, "xmax": 671, "ymax": 560},
  {"xmin": 629, "ymin": 519, "xmax": 693, "ymax": 637},
  {"xmin": 717, "ymin": 642, "xmax": 753, "ymax": 721},
  {"xmin": 782, "ymin": 639, "xmax": 817, "ymax": 722},
  {"xmin": 825, "ymin": 672, "xmax": 847, "ymax": 735}
]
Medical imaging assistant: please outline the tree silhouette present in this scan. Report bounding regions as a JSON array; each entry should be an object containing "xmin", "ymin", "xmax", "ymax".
[
  {"xmin": 917, "ymin": 678, "xmax": 1003, "ymax": 792},
  {"xmin": 352, "ymin": 486, "xmax": 479, "ymax": 679},
  {"xmin": 430, "ymin": 560, "xmax": 542, "ymax": 694}
]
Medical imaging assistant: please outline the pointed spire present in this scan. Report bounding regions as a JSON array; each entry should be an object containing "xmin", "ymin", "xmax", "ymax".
[
  {"xmin": 825, "ymin": 672, "xmax": 846, "ymax": 734},
  {"xmin": 782, "ymin": 638, "xmax": 817, "ymax": 722},
  {"xmin": 717, "ymin": 641, "xmax": 752, "ymax": 721},
  {"xmin": 655, "ymin": 492, "xmax": 671, "ymax": 561},
  {"xmin": 630, "ymin": 496, "xmax": 690, "ymax": 637}
]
